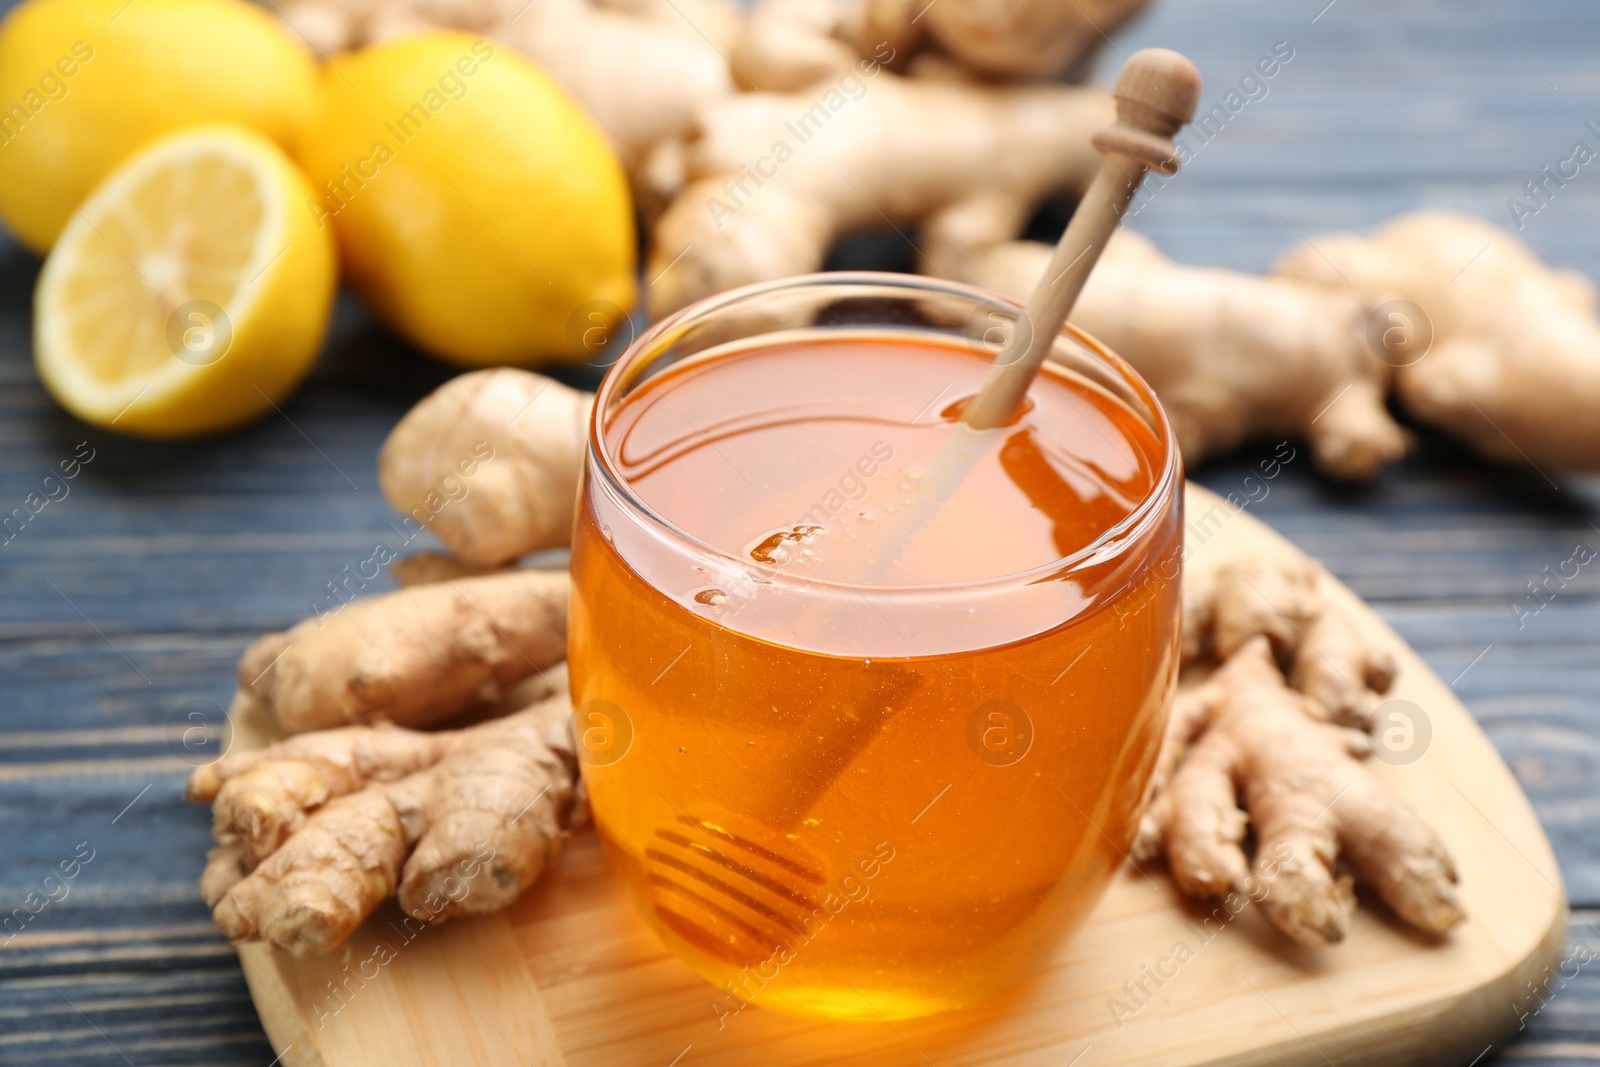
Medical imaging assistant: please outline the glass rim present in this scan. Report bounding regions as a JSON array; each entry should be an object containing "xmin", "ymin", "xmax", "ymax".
[{"xmin": 587, "ymin": 270, "xmax": 1181, "ymax": 596}]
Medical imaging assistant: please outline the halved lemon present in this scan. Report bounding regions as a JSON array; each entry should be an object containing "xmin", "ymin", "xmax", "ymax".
[{"xmin": 35, "ymin": 124, "xmax": 337, "ymax": 438}]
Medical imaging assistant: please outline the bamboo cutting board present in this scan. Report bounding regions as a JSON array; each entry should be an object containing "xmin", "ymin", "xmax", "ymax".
[{"xmin": 231, "ymin": 485, "xmax": 1567, "ymax": 1067}]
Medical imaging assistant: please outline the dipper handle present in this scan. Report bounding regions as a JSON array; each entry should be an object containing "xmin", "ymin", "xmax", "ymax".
[{"xmin": 962, "ymin": 49, "xmax": 1203, "ymax": 430}]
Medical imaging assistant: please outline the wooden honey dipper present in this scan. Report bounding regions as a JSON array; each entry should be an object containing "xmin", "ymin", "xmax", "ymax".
[{"xmin": 646, "ymin": 48, "xmax": 1203, "ymax": 965}]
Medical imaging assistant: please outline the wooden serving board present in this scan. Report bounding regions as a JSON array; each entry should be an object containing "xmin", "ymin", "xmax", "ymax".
[{"xmin": 232, "ymin": 485, "xmax": 1567, "ymax": 1067}]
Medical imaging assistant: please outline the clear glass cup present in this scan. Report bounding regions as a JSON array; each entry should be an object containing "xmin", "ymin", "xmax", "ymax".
[{"xmin": 568, "ymin": 273, "xmax": 1183, "ymax": 1021}]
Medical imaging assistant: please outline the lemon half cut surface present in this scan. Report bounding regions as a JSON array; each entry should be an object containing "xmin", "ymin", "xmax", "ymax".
[{"xmin": 35, "ymin": 124, "xmax": 337, "ymax": 438}]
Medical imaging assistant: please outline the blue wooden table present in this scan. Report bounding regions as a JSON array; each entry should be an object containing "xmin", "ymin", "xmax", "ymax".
[{"xmin": 2, "ymin": 0, "xmax": 1598, "ymax": 1062}]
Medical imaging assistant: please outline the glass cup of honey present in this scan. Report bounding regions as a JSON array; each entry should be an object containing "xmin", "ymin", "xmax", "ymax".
[{"xmin": 569, "ymin": 273, "xmax": 1182, "ymax": 1022}]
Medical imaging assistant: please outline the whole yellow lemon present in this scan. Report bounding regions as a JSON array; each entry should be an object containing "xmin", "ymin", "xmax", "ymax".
[
  {"xmin": 0, "ymin": 0, "xmax": 316, "ymax": 253},
  {"xmin": 297, "ymin": 31, "xmax": 636, "ymax": 367}
]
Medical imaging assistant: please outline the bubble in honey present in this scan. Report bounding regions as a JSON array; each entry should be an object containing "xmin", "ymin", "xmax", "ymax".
[
  {"xmin": 748, "ymin": 524, "xmax": 823, "ymax": 565},
  {"xmin": 693, "ymin": 588, "xmax": 728, "ymax": 611}
]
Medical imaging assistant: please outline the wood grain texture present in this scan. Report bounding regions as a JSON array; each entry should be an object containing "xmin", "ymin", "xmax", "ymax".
[
  {"xmin": 3, "ymin": 0, "xmax": 1600, "ymax": 1063},
  {"xmin": 231, "ymin": 485, "xmax": 1567, "ymax": 1067}
]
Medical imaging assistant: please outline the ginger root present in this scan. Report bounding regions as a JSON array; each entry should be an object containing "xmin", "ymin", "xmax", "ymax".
[
  {"xmin": 647, "ymin": 72, "xmax": 1112, "ymax": 317},
  {"xmin": 733, "ymin": 0, "xmax": 1150, "ymax": 90},
  {"xmin": 493, "ymin": 0, "xmax": 740, "ymax": 189},
  {"xmin": 729, "ymin": 0, "xmax": 916, "ymax": 92},
  {"xmin": 1137, "ymin": 637, "xmax": 1463, "ymax": 945},
  {"xmin": 1180, "ymin": 524, "xmax": 1397, "ymax": 726},
  {"xmin": 274, "ymin": 0, "xmax": 521, "ymax": 57},
  {"xmin": 190, "ymin": 693, "xmax": 580, "ymax": 958},
  {"xmin": 1275, "ymin": 209, "xmax": 1600, "ymax": 474},
  {"xmin": 1140, "ymin": 508, "xmax": 1461, "ymax": 945},
  {"xmin": 905, "ymin": 0, "xmax": 1150, "ymax": 80},
  {"xmin": 240, "ymin": 568, "xmax": 569, "ymax": 734},
  {"xmin": 379, "ymin": 368, "xmax": 592, "ymax": 566},
  {"xmin": 956, "ymin": 230, "xmax": 1409, "ymax": 478},
  {"xmin": 964, "ymin": 210, "xmax": 1600, "ymax": 478},
  {"xmin": 388, "ymin": 551, "xmax": 515, "ymax": 588}
]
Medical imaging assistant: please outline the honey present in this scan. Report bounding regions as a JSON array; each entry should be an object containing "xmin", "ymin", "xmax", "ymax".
[{"xmin": 571, "ymin": 326, "xmax": 1181, "ymax": 1021}]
